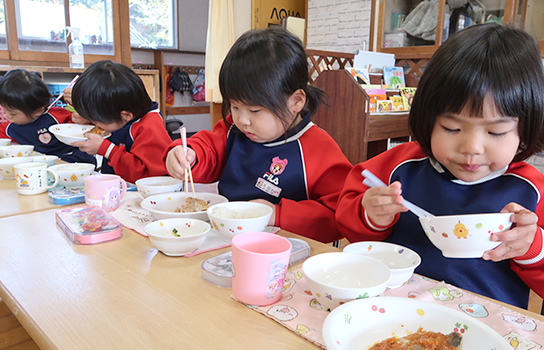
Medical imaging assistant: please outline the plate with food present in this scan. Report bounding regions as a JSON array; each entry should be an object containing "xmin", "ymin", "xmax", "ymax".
[
  {"xmin": 49, "ymin": 124, "xmax": 111, "ymax": 145},
  {"xmin": 140, "ymin": 192, "xmax": 228, "ymax": 221},
  {"xmin": 322, "ymin": 297, "xmax": 510, "ymax": 350}
]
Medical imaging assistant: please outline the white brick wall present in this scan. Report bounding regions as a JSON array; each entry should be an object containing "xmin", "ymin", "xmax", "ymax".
[{"xmin": 307, "ymin": 0, "xmax": 372, "ymax": 54}]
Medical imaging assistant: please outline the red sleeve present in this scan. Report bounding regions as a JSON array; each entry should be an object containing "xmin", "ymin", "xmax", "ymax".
[
  {"xmin": 508, "ymin": 162, "xmax": 544, "ymax": 299},
  {"xmin": 0, "ymin": 122, "xmax": 10, "ymax": 139},
  {"xmin": 511, "ymin": 228, "xmax": 544, "ymax": 298},
  {"xmin": 336, "ymin": 142, "xmax": 425, "ymax": 243},
  {"xmin": 98, "ymin": 112, "xmax": 171, "ymax": 183},
  {"xmin": 48, "ymin": 107, "xmax": 73, "ymax": 124},
  {"xmin": 274, "ymin": 126, "xmax": 353, "ymax": 243},
  {"xmin": 162, "ymin": 117, "xmax": 230, "ymax": 184}
]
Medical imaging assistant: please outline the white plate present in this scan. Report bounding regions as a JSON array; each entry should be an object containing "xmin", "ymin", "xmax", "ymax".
[
  {"xmin": 322, "ymin": 297, "xmax": 510, "ymax": 350},
  {"xmin": 49, "ymin": 124, "xmax": 111, "ymax": 145}
]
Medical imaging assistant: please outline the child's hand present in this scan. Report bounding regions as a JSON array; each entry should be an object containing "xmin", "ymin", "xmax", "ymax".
[
  {"xmin": 71, "ymin": 112, "xmax": 93, "ymax": 125},
  {"xmin": 63, "ymin": 87, "xmax": 73, "ymax": 104},
  {"xmin": 483, "ymin": 203, "xmax": 538, "ymax": 261},
  {"xmin": 249, "ymin": 199, "xmax": 276, "ymax": 226},
  {"xmin": 71, "ymin": 133, "xmax": 104, "ymax": 155},
  {"xmin": 165, "ymin": 145, "xmax": 196, "ymax": 179},
  {"xmin": 361, "ymin": 181, "xmax": 408, "ymax": 227}
]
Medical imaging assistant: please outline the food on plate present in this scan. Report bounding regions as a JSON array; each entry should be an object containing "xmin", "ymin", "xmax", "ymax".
[
  {"xmin": 175, "ymin": 197, "xmax": 209, "ymax": 213},
  {"xmin": 368, "ymin": 328, "xmax": 462, "ymax": 350},
  {"xmin": 88, "ymin": 125, "xmax": 107, "ymax": 135}
]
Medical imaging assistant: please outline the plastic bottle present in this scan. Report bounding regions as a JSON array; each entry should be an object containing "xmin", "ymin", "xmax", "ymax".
[{"xmin": 66, "ymin": 27, "xmax": 84, "ymax": 69}]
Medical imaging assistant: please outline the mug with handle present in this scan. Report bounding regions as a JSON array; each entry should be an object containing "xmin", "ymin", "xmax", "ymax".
[
  {"xmin": 13, "ymin": 162, "xmax": 59, "ymax": 195},
  {"xmin": 84, "ymin": 174, "xmax": 127, "ymax": 212}
]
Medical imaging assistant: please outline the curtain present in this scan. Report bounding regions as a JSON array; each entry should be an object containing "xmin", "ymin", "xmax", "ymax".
[{"xmin": 205, "ymin": 0, "xmax": 235, "ymax": 103}]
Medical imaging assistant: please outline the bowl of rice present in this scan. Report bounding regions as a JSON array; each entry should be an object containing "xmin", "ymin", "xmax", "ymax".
[{"xmin": 206, "ymin": 201, "xmax": 273, "ymax": 242}]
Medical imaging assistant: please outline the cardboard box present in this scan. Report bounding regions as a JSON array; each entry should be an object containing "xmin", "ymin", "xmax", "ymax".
[{"xmin": 252, "ymin": 0, "xmax": 305, "ymax": 29}]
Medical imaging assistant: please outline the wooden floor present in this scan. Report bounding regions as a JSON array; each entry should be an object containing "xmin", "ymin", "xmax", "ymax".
[{"xmin": 0, "ymin": 301, "xmax": 39, "ymax": 350}]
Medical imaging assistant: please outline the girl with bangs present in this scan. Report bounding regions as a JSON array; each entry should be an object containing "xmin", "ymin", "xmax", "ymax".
[
  {"xmin": 164, "ymin": 27, "xmax": 352, "ymax": 243},
  {"xmin": 336, "ymin": 23, "xmax": 544, "ymax": 312}
]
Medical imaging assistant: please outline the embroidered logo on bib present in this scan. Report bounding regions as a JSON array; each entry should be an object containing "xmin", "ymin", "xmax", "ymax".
[
  {"xmin": 255, "ymin": 156, "xmax": 288, "ymax": 197},
  {"xmin": 38, "ymin": 131, "xmax": 52, "ymax": 144}
]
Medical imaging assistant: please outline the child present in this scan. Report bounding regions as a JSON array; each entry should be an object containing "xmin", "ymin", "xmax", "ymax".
[
  {"xmin": 70, "ymin": 60, "xmax": 172, "ymax": 183},
  {"xmin": 0, "ymin": 69, "xmax": 96, "ymax": 165},
  {"xmin": 164, "ymin": 27, "xmax": 353, "ymax": 243},
  {"xmin": 336, "ymin": 23, "xmax": 544, "ymax": 311}
]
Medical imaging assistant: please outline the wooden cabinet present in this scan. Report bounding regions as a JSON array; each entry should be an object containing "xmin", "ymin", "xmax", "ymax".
[
  {"xmin": 373, "ymin": 0, "xmax": 543, "ymax": 60},
  {"xmin": 311, "ymin": 69, "xmax": 410, "ymax": 164}
]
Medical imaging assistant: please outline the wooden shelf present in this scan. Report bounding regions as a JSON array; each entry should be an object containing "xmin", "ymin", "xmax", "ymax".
[
  {"xmin": 311, "ymin": 69, "xmax": 410, "ymax": 164},
  {"xmin": 165, "ymin": 105, "xmax": 210, "ymax": 115}
]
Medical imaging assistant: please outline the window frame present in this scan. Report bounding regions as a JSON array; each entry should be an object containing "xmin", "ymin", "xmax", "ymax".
[{"xmin": 1, "ymin": 0, "xmax": 131, "ymax": 66}]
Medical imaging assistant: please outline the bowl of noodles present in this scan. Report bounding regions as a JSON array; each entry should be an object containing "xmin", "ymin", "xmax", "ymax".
[{"xmin": 141, "ymin": 192, "xmax": 228, "ymax": 221}]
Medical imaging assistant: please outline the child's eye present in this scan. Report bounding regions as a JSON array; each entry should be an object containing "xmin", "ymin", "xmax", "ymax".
[
  {"xmin": 442, "ymin": 126, "xmax": 459, "ymax": 133},
  {"xmin": 489, "ymin": 131, "xmax": 507, "ymax": 137},
  {"xmin": 250, "ymin": 109, "xmax": 261, "ymax": 113}
]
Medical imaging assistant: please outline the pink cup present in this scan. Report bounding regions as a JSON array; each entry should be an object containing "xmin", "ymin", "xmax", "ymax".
[
  {"xmin": 231, "ymin": 231, "xmax": 292, "ymax": 306},
  {"xmin": 84, "ymin": 174, "xmax": 127, "ymax": 212}
]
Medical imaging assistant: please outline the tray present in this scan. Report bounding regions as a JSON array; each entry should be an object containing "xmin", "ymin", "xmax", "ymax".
[{"xmin": 201, "ymin": 237, "xmax": 310, "ymax": 287}]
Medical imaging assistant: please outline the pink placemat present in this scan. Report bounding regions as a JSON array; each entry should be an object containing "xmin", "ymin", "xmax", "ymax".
[
  {"xmin": 236, "ymin": 271, "xmax": 543, "ymax": 349},
  {"xmin": 110, "ymin": 191, "xmax": 231, "ymax": 256}
]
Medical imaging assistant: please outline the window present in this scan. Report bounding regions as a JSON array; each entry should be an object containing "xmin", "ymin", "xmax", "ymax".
[
  {"xmin": 0, "ymin": 1, "xmax": 7, "ymax": 50},
  {"xmin": 129, "ymin": 0, "xmax": 176, "ymax": 49},
  {"xmin": 13, "ymin": 0, "xmax": 114, "ymax": 55}
]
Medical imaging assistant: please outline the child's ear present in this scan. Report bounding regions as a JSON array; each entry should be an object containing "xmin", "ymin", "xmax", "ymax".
[
  {"xmin": 120, "ymin": 110, "xmax": 134, "ymax": 123},
  {"xmin": 289, "ymin": 89, "xmax": 306, "ymax": 115}
]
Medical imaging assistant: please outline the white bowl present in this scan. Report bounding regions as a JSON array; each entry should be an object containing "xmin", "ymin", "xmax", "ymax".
[
  {"xmin": 206, "ymin": 201, "xmax": 273, "ymax": 242},
  {"xmin": 322, "ymin": 297, "xmax": 510, "ymax": 350},
  {"xmin": 48, "ymin": 124, "xmax": 111, "ymax": 145},
  {"xmin": 144, "ymin": 218, "xmax": 211, "ymax": 256},
  {"xmin": 141, "ymin": 192, "xmax": 228, "ymax": 221},
  {"xmin": 302, "ymin": 252, "xmax": 391, "ymax": 311},
  {"xmin": 135, "ymin": 176, "xmax": 184, "ymax": 198},
  {"xmin": 27, "ymin": 155, "xmax": 59, "ymax": 167},
  {"xmin": 419, "ymin": 213, "xmax": 512, "ymax": 258},
  {"xmin": 0, "ymin": 145, "xmax": 34, "ymax": 158},
  {"xmin": 0, "ymin": 138, "xmax": 11, "ymax": 146},
  {"xmin": 343, "ymin": 242, "xmax": 421, "ymax": 288},
  {"xmin": 0, "ymin": 157, "xmax": 34, "ymax": 179},
  {"xmin": 49, "ymin": 163, "xmax": 95, "ymax": 187}
]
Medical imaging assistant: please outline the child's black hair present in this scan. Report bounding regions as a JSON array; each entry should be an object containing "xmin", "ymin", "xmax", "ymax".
[
  {"xmin": 72, "ymin": 60, "xmax": 152, "ymax": 124},
  {"xmin": 409, "ymin": 23, "xmax": 544, "ymax": 162},
  {"xmin": 219, "ymin": 26, "xmax": 325, "ymax": 130},
  {"xmin": 0, "ymin": 69, "xmax": 50, "ymax": 119}
]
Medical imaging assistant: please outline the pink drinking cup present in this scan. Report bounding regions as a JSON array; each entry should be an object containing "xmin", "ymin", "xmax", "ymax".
[
  {"xmin": 84, "ymin": 174, "xmax": 127, "ymax": 212},
  {"xmin": 231, "ymin": 231, "xmax": 292, "ymax": 306}
]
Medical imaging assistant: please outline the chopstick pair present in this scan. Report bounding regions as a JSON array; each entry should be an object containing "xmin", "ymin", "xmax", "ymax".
[
  {"xmin": 46, "ymin": 75, "xmax": 79, "ymax": 112},
  {"xmin": 361, "ymin": 169, "xmax": 435, "ymax": 218},
  {"xmin": 180, "ymin": 127, "xmax": 196, "ymax": 198}
]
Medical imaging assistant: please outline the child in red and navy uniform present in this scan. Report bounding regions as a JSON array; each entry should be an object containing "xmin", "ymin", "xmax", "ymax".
[
  {"xmin": 164, "ymin": 27, "xmax": 353, "ymax": 243},
  {"xmin": 0, "ymin": 69, "xmax": 96, "ymax": 165},
  {"xmin": 336, "ymin": 24, "xmax": 544, "ymax": 313},
  {"xmin": 70, "ymin": 60, "xmax": 172, "ymax": 183}
]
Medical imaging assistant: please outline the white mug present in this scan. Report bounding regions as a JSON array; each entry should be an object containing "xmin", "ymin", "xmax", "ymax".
[{"xmin": 13, "ymin": 162, "xmax": 58, "ymax": 195}]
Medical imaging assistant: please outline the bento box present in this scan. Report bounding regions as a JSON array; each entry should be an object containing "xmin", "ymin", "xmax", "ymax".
[{"xmin": 55, "ymin": 206, "xmax": 123, "ymax": 244}]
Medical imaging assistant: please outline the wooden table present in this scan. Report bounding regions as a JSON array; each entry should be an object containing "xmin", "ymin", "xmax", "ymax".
[
  {"xmin": 0, "ymin": 178, "xmax": 68, "ymax": 218},
  {"xmin": 0, "ymin": 209, "xmax": 334, "ymax": 350},
  {"xmin": 0, "ymin": 209, "xmax": 542, "ymax": 350}
]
